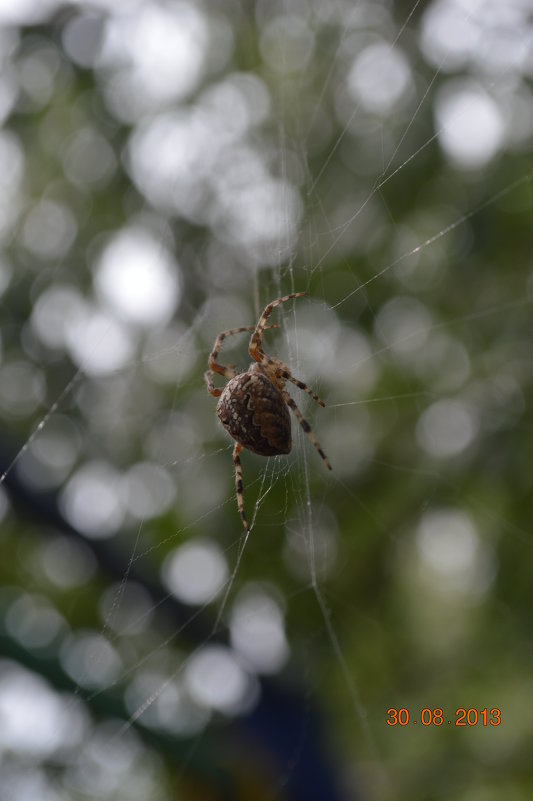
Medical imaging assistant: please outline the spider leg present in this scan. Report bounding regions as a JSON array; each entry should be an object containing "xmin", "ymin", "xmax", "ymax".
[
  {"xmin": 233, "ymin": 442, "xmax": 249, "ymax": 532},
  {"xmin": 279, "ymin": 369, "xmax": 325, "ymax": 407},
  {"xmin": 281, "ymin": 390, "xmax": 332, "ymax": 471},
  {"xmin": 205, "ymin": 324, "xmax": 278, "ymax": 397},
  {"xmin": 249, "ymin": 292, "xmax": 305, "ymax": 363},
  {"xmin": 204, "ymin": 371, "xmax": 223, "ymax": 397},
  {"xmin": 209, "ymin": 326, "xmax": 255, "ymax": 377}
]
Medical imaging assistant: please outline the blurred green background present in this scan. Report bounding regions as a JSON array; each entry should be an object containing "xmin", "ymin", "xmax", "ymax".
[{"xmin": 0, "ymin": 1, "xmax": 532, "ymax": 799}]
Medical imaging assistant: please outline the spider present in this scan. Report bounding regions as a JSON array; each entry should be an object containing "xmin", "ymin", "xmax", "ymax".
[{"xmin": 205, "ymin": 292, "xmax": 331, "ymax": 531}]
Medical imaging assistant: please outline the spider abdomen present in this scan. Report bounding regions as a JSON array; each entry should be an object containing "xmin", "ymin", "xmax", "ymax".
[{"xmin": 216, "ymin": 371, "xmax": 291, "ymax": 456}]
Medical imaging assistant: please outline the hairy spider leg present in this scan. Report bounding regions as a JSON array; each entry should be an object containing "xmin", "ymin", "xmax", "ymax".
[
  {"xmin": 249, "ymin": 292, "xmax": 306, "ymax": 362},
  {"xmin": 205, "ymin": 324, "xmax": 279, "ymax": 397},
  {"xmin": 248, "ymin": 293, "xmax": 326, "ymax": 408},
  {"xmin": 282, "ymin": 390, "xmax": 332, "ymax": 471},
  {"xmin": 233, "ymin": 442, "xmax": 248, "ymax": 531},
  {"xmin": 280, "ymin": 370, "xmax": 326, "ymax": 408}
]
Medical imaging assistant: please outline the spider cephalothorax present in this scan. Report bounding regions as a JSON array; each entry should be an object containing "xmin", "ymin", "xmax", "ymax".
[{"xmin": 205, "ymin": 292, "xmax": 331, "ymax": 531}]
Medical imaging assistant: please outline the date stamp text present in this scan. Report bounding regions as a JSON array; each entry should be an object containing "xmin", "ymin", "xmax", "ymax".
[{"xmin": 386, "ymin": 708, "xmax": 501, "ymax": 727}]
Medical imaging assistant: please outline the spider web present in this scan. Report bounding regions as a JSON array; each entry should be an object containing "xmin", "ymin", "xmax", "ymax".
[{"xmin": 0, "ymin": 1, "xmax": 532, "ymax": 800}]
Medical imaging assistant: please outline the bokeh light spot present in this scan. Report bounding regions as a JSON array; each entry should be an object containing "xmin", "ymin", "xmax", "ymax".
[
  {"xmin": 416, "ymin": 507, "xmax": 497, "ymax": 598},
  {"xmin": 348, "ymin": 42, "xmax": 412, "ymax": 115},
  {"xmin": 65, "ymin": 304, "xmax": 135, "ymax": 375},
  {"xmin": 60, "ymin": 461, "xmax": 124, "ymax": 538},
  {"xmin": 0, "ymin": 662, "xmax": 86, "ymax": 755},
  {"xmin": 22, "ymin": 199, "xmax": 77, "ymax": 261},
  {"xmin": 185, "ymin": 645, "xmax": 257, "ymax": 714},
  {"xmin": 95, "ymin": 228, "xmax": 181, "ymax": 328},
  {"xmin": 416, "ymin": 398, "xmax": 479, "ymax": 457},
  {"xmin": 436, "ymin": 83, "xmax": 504, "ymax": 168},
  {"xmin": 0, "ymin": 361, "xmax": 45, "ymax": 418},
  {"xmin": 162, "ymin": 539, "xmax": 228, "ymax": 606},
  {"xmin": 229, "ymin": 585, "xmax": 289, "ymax": 674},
  {"xmin": 60, "ymin": 632, "xmax": 122, "ymax": 689}
]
